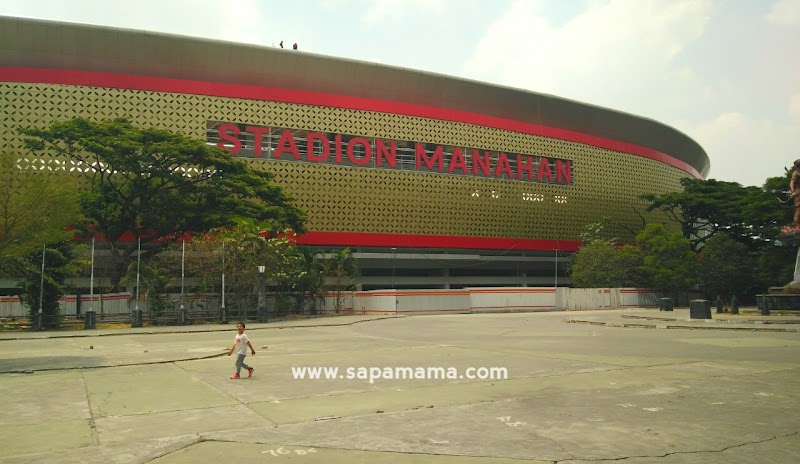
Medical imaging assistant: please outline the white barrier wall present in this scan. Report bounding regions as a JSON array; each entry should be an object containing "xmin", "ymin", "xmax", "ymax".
[
  {"xmin": 0, "ymin": 287, "xmax": 666, "ymax": 319},
  {"xmin": 0, "ymin": 296, "xmax": 24, "ymax": 317},
  {"xmin": 469, "ymin": 288, "xmax": 556, "ymax": 313},
  {"xmin": 559, "ymin": 288, "xmax": 615, "ymax": 311},
  {"xmin": 60, "ymin": 293, "xmax": 132, "ymax": 315},
  {"xmin": 322, "ymin": 292, "xmax": 354, "ymax": 314},
  {"xmin": 619, "ymin": 289, "xmax": 660, "ymax": 308},
  {"xmin": 353, "ymin": 289, "xmax": 471, "ymax": 315}
]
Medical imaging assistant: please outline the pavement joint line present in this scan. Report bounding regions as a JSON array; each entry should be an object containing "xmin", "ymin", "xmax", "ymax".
[
  {"xmin": 566, "ymin": 319, "xmax": 799, "ymax": 332},
  {"xmin": 0, "ymin": 351, "xmax": 229, "ymax": 375},
  {"xmin": 192, "ymin": 438, "xmax": 555, "ymax": 463},
  {"xmin": 556, "ymin": 430, "xmax": 800, "ymax": 463},
  {"xmin": 79, "ymin": 369, "xmax": 100, "ymax": 446},
  {"xmin": 141, "ymin": 436, "xmax": 204, "ymax": 464},
  {"xmin": 0, "ymin": 315, "xmax": 406, "ymax": 342},
  {"xmin": 196, "ymin": 362, "xmax": 281, "ymax": 429}
]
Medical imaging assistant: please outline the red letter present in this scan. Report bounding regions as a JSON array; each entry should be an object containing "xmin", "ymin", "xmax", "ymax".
[
  {"xmin": 494, "ymin": 152, "xmax": 513, "ymax": 179},
  {"xmin": 347, "ymin": 137, "xmax": 372, "ymax": 166},
  {"xmin": 556, "ymin": 159, "xmax": 572, "ymax": 184},
  {"xmin": 536, "ymin": 157, "xmax": 554, "ymax": 182},
  {"xmin": 306, "ymin": 132, "xmax": 330, "ymax": 162},
  {"xmin": 375, "ymin": 139, "xmax": 396, "ymax": 168},
  {"xmin": 416, "ymin": 144, "xmax": 443, "ymax": 171},
  {"xmin": 517, "ymin": 155, "xmax": 533, "ymax": 181},
  {"xmin": 245, "ymin": 125, "xmax": 270, "ymax": 157},
  {"xmin": 472, "ymin": 150, "xmax": 490, "ymax": 176},
  {"xmin": 335, "ymin": 134, "xmax": 343, "ymax": 163},
  {"xmin": 448, "ymin": 147, "xmax": 468, "ymax": 174},
  {"xmin": 216, "ymin": 124, "xmax": 241, "ymax": 155},
  {"xmin": 274, "ymin": 129, "xmax": 300, "ymax": 160}
]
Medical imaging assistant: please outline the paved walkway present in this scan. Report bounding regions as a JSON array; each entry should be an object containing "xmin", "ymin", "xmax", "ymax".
[{"xmin": 1, "ymin": 309, "xmax": 798, "ymax": 463}]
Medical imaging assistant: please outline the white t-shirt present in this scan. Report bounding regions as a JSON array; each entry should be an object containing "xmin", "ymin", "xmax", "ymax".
[{"xmin": 233, "ymin": 332, "xmax": 250, "ymax": 356}]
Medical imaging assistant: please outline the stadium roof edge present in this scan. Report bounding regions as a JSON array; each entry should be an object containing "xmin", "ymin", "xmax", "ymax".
[{"xmin": 0, "ymin": 15, "xmax": 709, "ymax": 177}]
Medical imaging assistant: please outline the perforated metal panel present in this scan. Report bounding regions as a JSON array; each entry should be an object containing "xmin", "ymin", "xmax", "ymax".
[{"xmin": 0, "ymin": 82, "xmax": 687, "ymax": 242}]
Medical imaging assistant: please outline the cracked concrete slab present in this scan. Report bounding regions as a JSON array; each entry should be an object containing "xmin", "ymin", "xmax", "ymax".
[
  {"xmin": 150, "ymin": 440, "xmax": 551, "ymax": 463},
  {"xmin": 0, "ymin": 311, "xmax": 798, "ymax": 463}
]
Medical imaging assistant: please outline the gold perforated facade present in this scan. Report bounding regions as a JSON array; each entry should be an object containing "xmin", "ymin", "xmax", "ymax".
[
  {"xmin": 0, "ymin": 16, "xmax": 709, "ymax": 289},
  {"xmin": 0, "ymin": 82, "xmax": 689, "ymax": 243}
]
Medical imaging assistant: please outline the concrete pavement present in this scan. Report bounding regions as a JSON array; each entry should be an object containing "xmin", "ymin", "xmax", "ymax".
[{"xmin": 0, "ymin": 309, "xmax": 798, "ymax": 463}]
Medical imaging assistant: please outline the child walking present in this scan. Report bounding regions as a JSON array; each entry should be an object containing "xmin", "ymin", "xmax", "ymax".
[{"xmin": 228, "ymin": 321, "xmax": 256, "ymax": 379}]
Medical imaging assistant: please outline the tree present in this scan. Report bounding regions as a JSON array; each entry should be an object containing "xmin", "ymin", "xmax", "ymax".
[
  {"xmin": 570, "ymin": 241, "xmax": 642, "ymax": 288},
  {"xmin": 20, "ymin": 118, "xmax": 306, "ymax": 289},
  {"xmin": 0, "ymin": 151, "xmax": 81, "ymax": 260},
  {"xmin": 121, "ymin": 259, "xmax": 173, "ymax": 323},
  {"xmin": 636, "ymin": 224, "xmax": 698, "ymax": 297},
  {"xmin": 641, "ymin": 178, "xmax": 759, "ymax": 252},
  {"xmin": 17, "ymin": 241, "xmax": 83, "ymax": 327},
  {"xmin": 290, "ymin": 247, "xmax": 326, "ymax": 315},
  {"xmin": 324, "ymin": 248, "xmax": 358, "ymax": 312},
  {"xmin": 696, "ymin": 233, "xmax": 755, "ymax": 301},
  {"xmin": 742, "ymin": 172, "xmax": 795, "ymax": 244},
  {"xmin": 641, "ymin": 175, "xmax": 794, "ymax": 252},
  {"xmin": 569, "ymin": 219, "xmax": 644, "ymax": 288}
]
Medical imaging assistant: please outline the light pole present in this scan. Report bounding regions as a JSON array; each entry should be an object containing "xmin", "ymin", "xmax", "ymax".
[
  {"xmin": 37, "ymin": 245, "xmax": 45, "ymax": 331},
  {"xmin": 179, "ymin": 239, "xmax": 187, "ymax": 324},
  {"xmin": 257, "ymin": 265, "xmax": 267, "ymax": 323},
  {"xmin": 85, "ymin": 237, "xmax": 97, "ymax": 329},
  {"xmin": 89, "ymin": 237, "xmax": 95, "ymax": 312},
  {"xmin": 220, "ymin": 241, "xmax": 227, "ymax": 323},
  {"xmin": 391, "ymin": 247, "xmax": 398, "ymax": 315},
  {"xmin": 132, "ymin": 236, "xmax": 143, "ymax": 327}
]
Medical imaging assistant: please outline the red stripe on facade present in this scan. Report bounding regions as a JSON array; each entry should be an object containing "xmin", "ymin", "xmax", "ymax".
[
  {"xmin": 294, "ymin": 231, "xmax": 579, "ymax": 252},
  {"xmin": 0, "ymin": 67, "xmax": 701, "ymax": 178}
]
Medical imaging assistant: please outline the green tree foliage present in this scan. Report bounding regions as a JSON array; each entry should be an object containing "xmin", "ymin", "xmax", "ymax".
[
  {"xmin": 17, "ymin": 241, "xmax": 83, "ymax": 326},
  {"xmin": 168, "ymin": 219, "xmax": 322, "ymax": 317},
  {"xmin": 754, "ymin": 246, "xmax": 795, "ymax": 291},
  {"xmin": 570, "ymin": 219, "xmax": 644, "ymax": 288},
  {"xmin": 742, "ymin": 172, "xmax": 795, "ymax": 244},
  {"xmin": 0, "ymin": 151, "xmax": 81, "ymax": 261},
  {"xmin": 569, "ymin": 241, "xmax": 643, "ymax": 288},
  {"xmin": 641, "ymin": 175, "xmax": 794, "ymax": 252},
  {"xmin": 324, "ymin": 248, "xmax": 358, "ymax": 313},
  {"xmin": 641, "ymin": 178, "xmax": 759, "ymax": 252},
  {"xmin": 636, "ymin": 224, "xmax": 697, "ymax": 296},
  {"xmin": 696, "ymin": 233, "xmax": 755, "ymax": 301},
  {"xmin": 290, "ymin": 248, "xmax": 325, "ymax": 315},
  {"xmin": 121, "ymin": 259, "xmax": 174, "ymax": 323},
  {"xmin": 20, "ymin": 118, "xmax": 306, "ymax": 289}
]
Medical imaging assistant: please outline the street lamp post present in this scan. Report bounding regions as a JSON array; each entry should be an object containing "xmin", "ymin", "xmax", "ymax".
[
  {"xmin": 37, "ymin": 245, "xmax": 45, "ymax": 331},
  {"xmin": 257, "ymin": 265, "xmax": 267, "ymax": 323},
  {"xmin": 85, "ymin": 238, "xmax": 97, "ymax": 329},
  {"xmin": 220, "ymin": 241, "xmax": 228, "ymax": 324},
  {"xmin": 132, "ymin": 236, "xmax": 143, "ymax": 328},
  {"xmin": 178, "ymin": 240, "xmax": 187, "ymax": 325},
  {"xmin": 391, "ymin": 247, "xmax": 398, "ymax": 315}
]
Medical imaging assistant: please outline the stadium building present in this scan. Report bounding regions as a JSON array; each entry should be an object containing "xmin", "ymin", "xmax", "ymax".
[{"xmin": 0, "ymin": 16, "xmax": 709, "ymax": 290}]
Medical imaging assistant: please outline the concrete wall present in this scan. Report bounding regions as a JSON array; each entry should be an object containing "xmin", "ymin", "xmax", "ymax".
[
  {"xmin": 469, "ymin": 288, "xmax": 557, "ymax": 313},
  {"xmin": 0, "ymin": 287, "xmax": 663, "ymax": 318}
]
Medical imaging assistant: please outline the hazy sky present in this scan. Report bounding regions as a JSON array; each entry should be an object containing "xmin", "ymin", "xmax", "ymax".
[{"xmin": 2, "ymin": 0, "xmax": 798, "ymax": 187}]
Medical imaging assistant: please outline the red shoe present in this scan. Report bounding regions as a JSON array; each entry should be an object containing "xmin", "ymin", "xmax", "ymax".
[
  {"xmin": 247, "ymin": 368, "xmax": 254, "ymax": 378},
  {"xmin": 230, "ymin": 373, "xmax": 240, "ymax": 379}
]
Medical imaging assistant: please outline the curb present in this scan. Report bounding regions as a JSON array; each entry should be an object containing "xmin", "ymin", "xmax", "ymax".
[
  {"xmin": 0, "ymin": 351, "xmax": 229, "ymax": 375},
  {"xmin": 566, "ymin": 318, "xmax": 799, "ymax": 332},
  {"xmin": 0, "ymin": 315, "xmax": 405, "ymax": 341}
]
